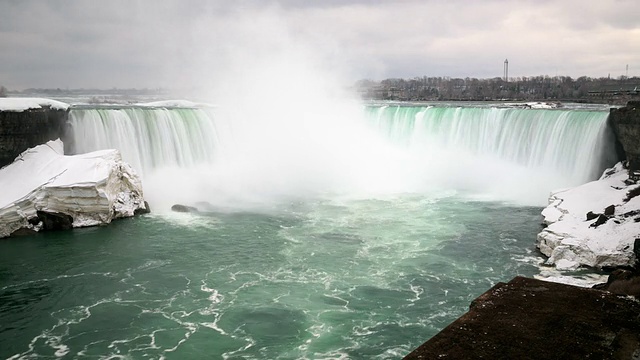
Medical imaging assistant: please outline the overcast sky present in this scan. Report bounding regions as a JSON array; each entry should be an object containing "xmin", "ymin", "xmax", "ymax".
[{"xmin": 1, "ymin": 0, "xmax": 638, "ymax": 91}]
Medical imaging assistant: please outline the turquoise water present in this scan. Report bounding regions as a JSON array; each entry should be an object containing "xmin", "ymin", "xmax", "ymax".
[{"xmin": 1, "ymin": 194, "xmax": 541, "ymax": 359}]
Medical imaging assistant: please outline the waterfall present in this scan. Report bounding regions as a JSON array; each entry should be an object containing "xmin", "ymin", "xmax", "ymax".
[
  {"xmin": 68, "ymin": 107, "xmax": 221, "ymax": 174},
  {"xmin": 67, "ymin": 104, "xmax": 618, "ymax": 207},
  {"xmin": 366, "ymin": 105, "xmax": 617, "ymax": 187}
]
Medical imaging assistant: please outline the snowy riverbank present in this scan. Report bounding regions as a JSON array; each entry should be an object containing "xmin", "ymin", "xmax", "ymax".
[
  {"xmin": 0, "ymin": 140, "xmax": 148, "ymax": 238},
  {"xmin": 537, "ymin": 162, "xmax": 640, "ymax": 271}
]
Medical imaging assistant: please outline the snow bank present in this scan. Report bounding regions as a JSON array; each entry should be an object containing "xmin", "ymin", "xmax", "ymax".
[
  {"xmin": 537, "ymin": 162, "xmax": 640, "ymax": 270},
  {"xmin": 0, "ymin": 140, "xmax": 147, "ymax": 238},
  {"xmin": 0, "ymin": 97, "xmax": 69, "ymax": 111}
]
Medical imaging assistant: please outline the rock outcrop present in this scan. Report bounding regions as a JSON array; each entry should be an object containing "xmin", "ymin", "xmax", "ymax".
[
  {"xmin": 537, "ymin": 162, "xmax": 640, "ymax": 270},
  {"xmin": 404, "ymin": 277, "xmax": 640, "ymax": 359},
  {"xmin": 0, "ymin": 140, "xmax": 148, "ymax": 238},
  {"xmin": 610, "ymin": 100, "xmax": 640, "ymax": 171},
  {"xmin": 594, "ymin": 269, "xmax": 640, "ymax": 298}
]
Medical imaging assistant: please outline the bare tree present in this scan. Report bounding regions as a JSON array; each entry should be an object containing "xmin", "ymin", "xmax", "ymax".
[{"xmin": 0, "ymin": 86, "xmax": 7, "ymax": 97}]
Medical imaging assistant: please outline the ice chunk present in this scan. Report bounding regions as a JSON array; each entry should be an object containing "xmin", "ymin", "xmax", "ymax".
[{"xmin": 0, "ymin": 140, "xmax": 147, "ymax": 238}]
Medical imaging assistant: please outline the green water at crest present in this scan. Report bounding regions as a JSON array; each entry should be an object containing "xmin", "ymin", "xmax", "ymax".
[{"xmin": 0, "ymin": 195, "xmax": 541, "ymax": 359}]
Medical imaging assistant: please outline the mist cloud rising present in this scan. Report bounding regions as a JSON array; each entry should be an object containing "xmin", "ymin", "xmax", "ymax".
[{"xmin": 1, "ymin": 0, "xmax": 638, "ymax": 92}]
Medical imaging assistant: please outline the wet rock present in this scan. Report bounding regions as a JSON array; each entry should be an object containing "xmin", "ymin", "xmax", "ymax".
[
  {"xmin": 171, "ymin": 204, "xmax": 198, "ymax": 213},
  {"xmin": 9, "ymin": 228, "xmax": 38, "ymax": 237}
]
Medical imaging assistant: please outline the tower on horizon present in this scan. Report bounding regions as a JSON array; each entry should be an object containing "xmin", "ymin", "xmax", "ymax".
[{"xmin": 504, "ymin": 59, "xmax": 509, "ymax": 82}]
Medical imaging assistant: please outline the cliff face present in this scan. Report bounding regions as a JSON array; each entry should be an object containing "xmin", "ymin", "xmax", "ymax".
[
  {"xmin": 610, "ymin": 101, "xmax": 640, "ymax": 171},
  {"xmin": 0, "ymin": 107, "xmax": 69, "ymax": 168}
]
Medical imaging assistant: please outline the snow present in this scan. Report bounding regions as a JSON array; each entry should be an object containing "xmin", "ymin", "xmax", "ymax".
[
  {"xmin": 526, "ymin": 102, "xmax": 561, "ymax": 109},
  {"xmin": 0, "ymin": 140, "xmax": 147, "ymax": 238},
  {"xmin": 534, "ymin": 270, "xmax": 609, "ymax": 288},
  {"xmin": 135, "ymin": 100, "xmax": 215, "ymax": 108},
  {"xmin": 506, "ymin": 102, "xmax": 562, "ymax": 109},
  {"xmin": 0, "ymin": 97, "xmax": 69, "ymax": 111},
  {"xmin": 537, "ymin": 162, "xmax": 640, "ymax": 270}
]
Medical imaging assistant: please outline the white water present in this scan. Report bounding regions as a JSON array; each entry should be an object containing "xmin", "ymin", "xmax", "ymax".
[
  {"xmin": 68, "ymin": 107, "xmax": 220, "ymax": 173},
  {"xmin": 68, "ymin": 104, "xmax": 617, "ymax": 208},
  {"xmin": 366, "ymin": 106, "xmax": 617, "ymax": 204}
]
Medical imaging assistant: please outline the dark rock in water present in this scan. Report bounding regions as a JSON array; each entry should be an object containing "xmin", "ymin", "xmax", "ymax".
[
  {"xmin": 403, "ymin": 276, "xmax": 640, "ymax": 359},
  {"xmin": 10, "ymin": 227, "xmax": 38, "ymax": 237},
  {"xmin": 635, "ymin": 238, "xmax": 640, "ymax": 263},
  {"xmin": 604, "ymin": 204, "xmax": 615, "ymax": 216},
  {"xmin": 590, "ymin": 213, "xmax": 609, "ymax": 228},
  {"xmin": 135, "ymin": 201, "xmax": 151, "ymax": 215},
  {"xmin": 36, "ymin": 210, "xmax": 73, "ymax": 231},
  {"xmin": 171, "ymin": 204, "xmax": 198, "ymax": 213},
  {"xmin": 586, "ymin": 211, "xmax": 599, "ymax": 221}
]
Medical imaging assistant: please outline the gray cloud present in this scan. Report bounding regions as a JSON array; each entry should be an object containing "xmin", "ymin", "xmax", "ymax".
[{"xmin": 0, "ymin": 0, "xmax": 638, "ymax": 92}]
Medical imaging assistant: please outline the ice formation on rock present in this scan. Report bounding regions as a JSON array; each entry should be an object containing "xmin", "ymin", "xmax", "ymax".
[
  {"xmin": 537, "ymin": 162, "xmax": 640, "ymax": 270},
  {"xmin": 0, "ymin": 140, "xmax": 147, "ymax": 238}
]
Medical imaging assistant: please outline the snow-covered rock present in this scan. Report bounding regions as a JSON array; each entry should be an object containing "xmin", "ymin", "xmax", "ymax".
[
  {"xmin": 507, "ymin": 102, "xmax": 562, "ymax": 109},
  {"xmin": 526, "ymin": 102, "xmax": 562, "ymax": 109},
  {"xmin": 537, "ymin": 162, "xmax": 640, "ymax": 270},
  {"xmin": 0, "ymin": 140, "xmax": 147, "ymax": 238},
  {"xmin": 0, "ymin": 97, "xmax": 69, "ymax": 111}
]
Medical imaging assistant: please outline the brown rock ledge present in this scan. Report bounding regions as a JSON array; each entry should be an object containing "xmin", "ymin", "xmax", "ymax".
[{"xmin": 404, "ymin": 276, "xmax": 640, "ymax": 359}]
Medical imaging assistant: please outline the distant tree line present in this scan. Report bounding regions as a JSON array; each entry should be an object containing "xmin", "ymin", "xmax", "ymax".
[
  {"xmin": 14, "ymin": 87, "xmax": 169, "ymax": 96},
  {"xmin": 2, "ymin": 76, "xmax": 639, "ymax": 104},
  {"xmin": 0, "ymin": 86, "xmax": 169, "ymax": 103},
  {"xmin": 355, "ymin": 75, "xmax": 640, "ymax": 104}
]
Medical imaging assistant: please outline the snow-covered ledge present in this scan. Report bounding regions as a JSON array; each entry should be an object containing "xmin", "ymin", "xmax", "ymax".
[
  {"xmin": 0, "ymin": 140, "xmax": 148, "ymax": 238},
  {"xmin": 537, "ymin": 162, "xmax": 640, "ymax": 270},
  {"xmin": 0, "ymin": 97, "xmax": 69, "ymax": 111}
]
